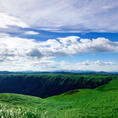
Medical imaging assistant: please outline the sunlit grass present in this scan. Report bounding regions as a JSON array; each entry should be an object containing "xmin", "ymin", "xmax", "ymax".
[{"xmin": 0, "ymin": 76, "xmax": 118, "ymax": 118}]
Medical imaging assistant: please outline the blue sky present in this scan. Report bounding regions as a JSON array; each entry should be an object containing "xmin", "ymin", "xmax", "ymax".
[{"xmin": 0, "ymin": 0, "xmax": 118, "ymax": 72}]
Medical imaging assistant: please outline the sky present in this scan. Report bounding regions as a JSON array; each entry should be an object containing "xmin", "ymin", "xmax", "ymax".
[{"xmin": 0, "ymin": 0, "xmax": 118, "ymax": 72}]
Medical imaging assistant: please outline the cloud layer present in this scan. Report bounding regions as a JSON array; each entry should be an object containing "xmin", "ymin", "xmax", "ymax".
[
  {"xmin": 0, "ymin": 12, "xmax": 29, "ymax": 28},
  {"xmin": 0, "ymin": 0, "xmax": 118, "ymax": 32},
  {"xmin": 0, "ymin": 35, "xmax": 117, "ymax": 61},
  {"xmin": 0, "ymin": 34, "xmax": 117, "ymax": 71},
  {"xmin": 0, "ymin": 0, "xmax": 117, "ymax": 72}
]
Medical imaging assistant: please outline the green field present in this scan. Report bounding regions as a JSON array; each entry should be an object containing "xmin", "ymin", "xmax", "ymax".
[
  {"xmin": 0, "ymin": 74, "xmax": 118, "ymax": 118},
  {"xmin": 0, "ymin": 74, "xmax": 115, "ymax": 98}
]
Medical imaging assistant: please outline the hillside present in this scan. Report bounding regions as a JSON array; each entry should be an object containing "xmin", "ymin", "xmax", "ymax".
[
  {"xmin": 0, "ymin": 76, "xmax": 118, "ymax": 118},
  {"xmin": 0, "ymin": 74, "xmax": 116, "ymax": 98}
]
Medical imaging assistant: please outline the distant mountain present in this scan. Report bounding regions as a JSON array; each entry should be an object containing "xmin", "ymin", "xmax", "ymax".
[
  {"xmin": 0, "ymin": 71, "xmax": 12, "ymax": 74},
  {"xmin": 0, "ymin": 70, "xmax": 117, "ymax": 74}
]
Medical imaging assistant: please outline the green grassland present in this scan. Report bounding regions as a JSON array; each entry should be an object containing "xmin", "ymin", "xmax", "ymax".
[
  {"xmin": 0, "ymin": 74, "xmax": 118, "ymax": 118},
  {"xmin": 0, "ymin": 74, "xmax": 116, "ymax": 98}
]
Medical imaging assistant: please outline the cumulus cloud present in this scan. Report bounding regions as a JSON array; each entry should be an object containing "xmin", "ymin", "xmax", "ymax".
[
  {"xmin": 78, "ymin": 38, "xmax": 118, "ymax": 53},
  {"xmin": 0, "ymin": 34, "xmax": 118, "ymax": 60},
  {"xmin": 0, "ymin": 34, "xmax": 117, "ymax": 71},
  {"xmin": 0, "ymin": 0, "xmax": 117, "ymax": 32},
  {"xmin": 57, "ymin": 36, "xmax": 118, "ymax": 54},
  {"xmin": 27, "ymin": 48, "xmax": 43, "ymax": 58}
]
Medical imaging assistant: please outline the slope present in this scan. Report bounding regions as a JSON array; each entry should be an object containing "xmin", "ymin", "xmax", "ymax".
[{"xmin": 0, "ymin": 76, "xmax": 118, "ymax": 118}]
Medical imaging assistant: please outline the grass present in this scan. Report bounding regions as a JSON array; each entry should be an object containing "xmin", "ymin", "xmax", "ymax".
[
  {"xmin": 0, "ymin": 75, "xmax": 118, "ymax": 118},
  {"xmin": 0, "ymin": 74, "xmax": 116, "ymax": 98}
]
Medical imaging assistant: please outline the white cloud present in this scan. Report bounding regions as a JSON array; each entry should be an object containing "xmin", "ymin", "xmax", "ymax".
[
  {"xmin": 57, "ymin": 36, "xmax": 80, "ymax": 45},
  {"xmin": 77, "ymin": 60, "xmax": 113, "ymax": 66},
  {"xmin": 0, "ymin": 0, "xmax": 117, "ymax": 32},
  {"xmin": 24, "ymin": 31, "xmax": 40, "ymax": 35},
  {"xmin": 94, "ymin": 60, "xmax": 113, "ymax": 66},
  {"xmin": 0, "ymin": 34, "xmax": 117, "ymax": 60},
  {"xmin": 0, "ymin": 12, "xmax": 29, "ymax": 28},
  {"xmin": 58, "ymin": 60, "xmax": 116, "ymax": 72},
  {"xmin": 0, "ymin": 34, "xmax": 117, "ymax": 71},
  {"xmin": 78, "ymin": 38, "xmax": 118, "ymax": 53},
  {"xmin": 57, "ymin": 36, "xmax": 118, "ymax": 54}
]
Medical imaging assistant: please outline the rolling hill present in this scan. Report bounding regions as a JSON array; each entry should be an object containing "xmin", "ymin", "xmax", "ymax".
[
  {"xmin": 0, "ymin": 74, "xmax": 115, "ymax": 98},
  {"xmin": 0, "ymin": 74, "xmax": 118, "ymax": 118}
]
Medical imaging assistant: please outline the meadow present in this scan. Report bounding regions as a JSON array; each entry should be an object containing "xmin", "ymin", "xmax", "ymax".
[{"xmin": 0, "ymin": 74, "xmax": 118, "ymax": 118}]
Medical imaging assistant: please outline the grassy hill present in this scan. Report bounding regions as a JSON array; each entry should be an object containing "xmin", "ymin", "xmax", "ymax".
[
  {"xmin": 0, "ymin": 75, "xmax": 118, "ymax": 118},
  {"xmin": 0, "ymin": 74, "xmax": 115, "ymax": 98}
]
